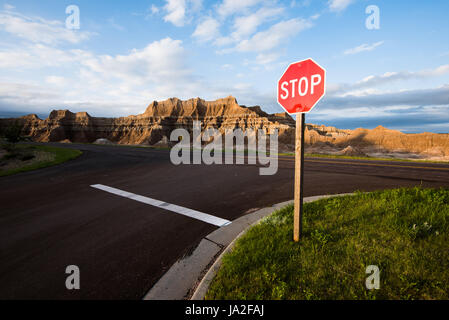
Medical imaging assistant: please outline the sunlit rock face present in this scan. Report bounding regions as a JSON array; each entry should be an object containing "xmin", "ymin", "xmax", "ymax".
[{"xmin": 0, "ymin": 96, "xmax": 295, "ymax": 148}]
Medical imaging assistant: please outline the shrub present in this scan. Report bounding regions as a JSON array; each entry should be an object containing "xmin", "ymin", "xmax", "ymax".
[{"xmin": 4, "ymin": 121, "xmax": 23, "ymax": 144}]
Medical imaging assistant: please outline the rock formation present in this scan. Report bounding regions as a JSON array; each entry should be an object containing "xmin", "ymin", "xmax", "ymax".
[
  {"xmin": 337, "ymin": 146, "xmax": 367, "ymax": 157},
  {"xmin": 0, "ymin": 96, "xmax": 448, "ymax": 160}
]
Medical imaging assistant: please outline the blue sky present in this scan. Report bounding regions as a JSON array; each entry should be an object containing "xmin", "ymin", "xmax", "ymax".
[{"xmin": 0, "ymin": 0, "xmax": 448, "ymax": 132}]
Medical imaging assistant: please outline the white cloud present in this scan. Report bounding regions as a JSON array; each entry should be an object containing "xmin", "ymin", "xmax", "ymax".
[
  {"xmin": 230, "ymin": 7, "xmax": 284, "ymax": 40},
  {"xmin": 45, "ymin": 76, "xmax": 68, "ymax": 87},
  {"xmin": 0, "ymin": 34, "xmax": 276, "ymax": 117},
  {"xmin": 235, "ymin": 18, "xmax": 313, "ymax": 52},
  {"xmin": 0, "ymin": 43, "xmax": 78, "ymax": 68},
  {"xmin": 214, "ymin": 36, "xmax": 234, "ymax": 46},
  {"xmin": 163, "ymin": 0, "xmax": 187, "ymax": 26},
  {"xmin": 329, "ymin": 64, "xmax": 449, "ymax": 95},
  {"xmin": 80, "ymin": 38, "xmax": 191, "ymax": 86},
  {"xmin": 344, "ymin": 41, "xmax": 384, "ymax": 55},
  {"xmin": 426, "ymin": 64, "xmax": 449, "ymax": 76},
  {"xmin": 217, "ymin": 0, "xmax": 262, "ymax": 17},
  {"xmin": 328, "ymin": 0, "xmax": 355, "ymax": 12},
  {"xmin": 108, "ymin": 18, "xmax": 125, "ymax": 31},
  {"xmin": 318, "ymin": 66, "xmax": 449, "ymax": 131},
  {"xmin": 204, "ymin": 6, "xmax": 285, "ymax": 47},
  {"xmin": 3, "ymin": 4, "xmax": 15, "ymax": 10},
  {"xmin": 255, "ymin": 52, "xmax": 280, "ymax": 65},
  {"xmin": 356, "ymin": 65, "xmax": 449, "ymax": 87},
  {"xmin": 0, "ymin": 35, "xmax": 205, "ymax": 116},
  {"xmin": 0, "ymin": 11, "xmax": 93, "ymax": 45},
  {"xmin": 233, "ymin": 52, "xmax": 280, "ymax": 70},
  {"xmin": 151, "ymin": 5, "xmax": 160, "ymax": 14},
  {"xmin": 0, "ymin": 7, "xmax": 276, "ymax": 116},
  {"xmin": 0, "ymin": 82, "xmax": 63, "ymax": 114},
  {"xmin": 316, "ymin": 65, "xmax": 449, "ymax": 132},
  {"xmin": 162, "ymin": 0, "xmax": 204, "ymax": 26},
  {"xmin": 190, "ymin": 0, "xmax": 204, "ymax": 12},
  {"xmin": 291, "ymin": 0, "xmax": 312, "ymax": 8},
  {"xmin": 192, "ymin": 17, "xmax": 220, "ymax": 42},
  {"xmin": 322, "ymin": 85, "xmax": 449, "ymax": 109}
]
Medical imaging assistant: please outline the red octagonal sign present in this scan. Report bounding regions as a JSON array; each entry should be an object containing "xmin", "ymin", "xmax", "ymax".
[{"xmin": 277, "ymin": 58, "xmax": 326, "ymax": 114}]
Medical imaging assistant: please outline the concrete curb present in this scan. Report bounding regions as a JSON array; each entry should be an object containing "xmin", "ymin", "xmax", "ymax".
[{"xmin": 143, "ymin": 193, "xmax": 354, "ymax": 300}]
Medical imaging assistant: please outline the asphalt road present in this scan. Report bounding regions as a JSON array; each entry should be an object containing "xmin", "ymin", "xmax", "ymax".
[{"xmin": 1, "ymin": 143, "xmax": 448, "ymax": 299}]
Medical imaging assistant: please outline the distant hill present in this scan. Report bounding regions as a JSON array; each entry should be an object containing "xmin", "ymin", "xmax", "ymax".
[{"xmin": 0, "ymin": 111, "xmax": 47, "ymax": 119}]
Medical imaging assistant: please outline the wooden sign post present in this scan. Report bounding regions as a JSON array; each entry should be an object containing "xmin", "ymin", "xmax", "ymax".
[
  {"xmin": 277, "ymin": 58, "xmax": 326, "ymax": 242},
  {"xmin": 294, "ymin": 113, "xmax": 305, "ymax": 241}
]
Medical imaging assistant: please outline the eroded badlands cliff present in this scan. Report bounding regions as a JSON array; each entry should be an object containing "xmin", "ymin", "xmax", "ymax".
[{"xmin": 1, "ymin": 96, "xmax": 448, "ymax": 160}]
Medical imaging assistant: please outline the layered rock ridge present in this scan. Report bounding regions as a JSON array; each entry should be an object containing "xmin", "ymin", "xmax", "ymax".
[{"xmin": 1, "ymin": 96, "xmax": 448, "ymax": 160}]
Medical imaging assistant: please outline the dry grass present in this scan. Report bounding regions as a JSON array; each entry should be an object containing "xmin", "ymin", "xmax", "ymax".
[
  {"xmin": 0, "ymin": 144, "xmax": 81, "ymax": 177},
  {"xmin": 0, "ymin": 149, "xmax": 55, "ymax": 172}
]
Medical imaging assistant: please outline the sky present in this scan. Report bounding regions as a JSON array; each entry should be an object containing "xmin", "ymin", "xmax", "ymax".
[{"xmin": 0, "ymin": 0, "xmax": 448, "ymax": 133}]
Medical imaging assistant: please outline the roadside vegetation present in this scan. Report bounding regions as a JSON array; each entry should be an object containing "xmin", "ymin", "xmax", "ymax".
[
  {"xmin": 0, "ymin": 122, "xmax": 82, "ymax": 177},
  {"xmin": 276, "ymin": 152, "xmax": 448, "ymax": 164},
  {"xmin": 205, "ymin": 187, "xmax": 449, "ymax": 300},
  {"xmin": 0, "ymin": 144, "xmax": 82, "ymax": 177}
]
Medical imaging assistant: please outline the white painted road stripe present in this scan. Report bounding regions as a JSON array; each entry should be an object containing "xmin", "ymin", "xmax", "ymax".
[{"xmin": 90, "ymin": 184, "xmax": 232, "ymax": 227}]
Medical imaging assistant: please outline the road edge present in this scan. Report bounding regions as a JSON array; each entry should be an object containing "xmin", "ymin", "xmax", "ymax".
[{"xmin": 143, "ymin": 193, "xmax": 354, "ymax": 300}]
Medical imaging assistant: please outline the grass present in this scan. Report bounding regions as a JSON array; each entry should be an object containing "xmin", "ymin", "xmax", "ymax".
[
  {"xmin": 205, "ymin": 187, "xmax": 449, "ymax": 300},
  {"xmin": 277, "ymin": 152, "xmax": 449, "ymax": 164},
  {"xmin": 0, "ymin": 144, "xmax": 82, "ymax": 177},
  {"xmin": 71, "ymin": 141, "xmax": 172, "ymax": 151}
]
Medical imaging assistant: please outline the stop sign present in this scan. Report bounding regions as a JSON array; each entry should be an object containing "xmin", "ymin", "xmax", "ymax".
[{"xmin": 277, "ymin": 58, "xmax": 326, "ymax": 114}]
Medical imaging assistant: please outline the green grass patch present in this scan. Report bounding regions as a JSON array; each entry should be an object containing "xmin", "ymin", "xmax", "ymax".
[
  {"xmin": 278, "ymin": 152, "xmax": 448, "ymax": 164},
  {"xmin": 72, "ymin": 142, "xmax": 172, "ymax": 152},
  {"xmin": 0, "ymin": 144, "xmax": 82, "ymax": 177},
  {"xmin": 205, "ymin": 187, "xmax": 449, "ymax": 300}
]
